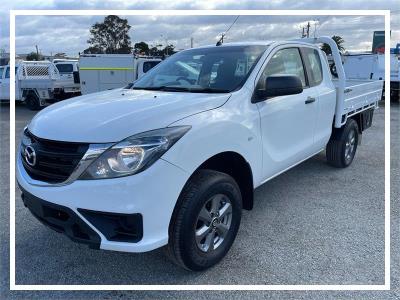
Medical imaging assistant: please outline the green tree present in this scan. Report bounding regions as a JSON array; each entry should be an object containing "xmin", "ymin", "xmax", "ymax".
[
  {"xmin": 162, "ymin": 44, "xmax": 176, "ymax": 56},
  {"xmin": 149, "ymin": 46, "xmax": 160, "ymax": 56},
  {"xmin": 83, "ymin": 46, "xmax": 102, "ymax": 54},
  {"xmin": 147, "ymin": 44, "xmax": 176, "ymax": 57},
  {"xmin": 26, "ymin": 52, "xmax": 43, "ymax": 61},
  {"xmin": 134, "ymin": 42, "xmax": 150, "ymax": 55},
  {"xmin": 84, "ymin": 15, "xmax": 133, "ymax": 54},
  {"xmin": 321, "ymin": 35, "xmax": 345, "ymax": 55}
]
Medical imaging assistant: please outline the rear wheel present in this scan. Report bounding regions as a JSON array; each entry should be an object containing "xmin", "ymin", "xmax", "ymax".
[
  {"xmin": 25, "ymin": 93, "xmax": 41, "ymax": 111},
  {"xmin": 391, "ymin": 89, "xmax": 399, "ymax": 103},
  {"xmin": 167, "ymin": 169, "xmax": 242, "ymax": 271},
  {"xmin": 326, "ymin": 118, "xmax": 359, "ymax": 168}
]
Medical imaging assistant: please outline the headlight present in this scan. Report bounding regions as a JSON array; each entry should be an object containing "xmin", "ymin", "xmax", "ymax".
[{"xmin": 79, "ymin": 126, "xmax": 190, "ymax": 179}]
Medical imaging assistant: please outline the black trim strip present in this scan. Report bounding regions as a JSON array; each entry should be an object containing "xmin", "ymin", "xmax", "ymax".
[{"xmin": 19, "ymin": 185, "xmax": 101, "ymax": 249}]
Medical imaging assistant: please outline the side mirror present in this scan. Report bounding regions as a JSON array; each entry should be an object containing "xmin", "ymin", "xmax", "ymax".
[{"xmin": 253, "ymin": 75, "xmax": 303, "ymax": 103}]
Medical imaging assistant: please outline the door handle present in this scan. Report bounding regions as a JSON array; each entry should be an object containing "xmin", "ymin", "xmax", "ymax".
[{"xmin": 305, "ymin": 96, "xmax": 316, "ymax": 104}]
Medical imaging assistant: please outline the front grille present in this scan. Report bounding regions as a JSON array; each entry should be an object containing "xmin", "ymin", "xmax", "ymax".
[{"xmin": 21, "ymin": 130, "xmax": 89, "ymax": 183}]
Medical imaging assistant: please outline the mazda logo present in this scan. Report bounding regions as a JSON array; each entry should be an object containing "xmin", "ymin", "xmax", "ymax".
[{"xmin": 24, "ymin": 145, "xmax": 37, "ymax": 167}]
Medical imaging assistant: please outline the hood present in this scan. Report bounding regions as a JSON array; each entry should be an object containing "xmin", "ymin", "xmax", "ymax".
[{"xmin": 28, "ymin": 88, "xmax": 230, "ymax": 143}]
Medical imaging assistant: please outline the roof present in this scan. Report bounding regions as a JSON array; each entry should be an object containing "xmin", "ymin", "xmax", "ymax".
[
  {"xmin": 189, "ymin": 39, "xmax": 321, "ymax": 50},
  {"xmin": 194, "ymin": 41, "xmax": 274, "ymax": 49}
]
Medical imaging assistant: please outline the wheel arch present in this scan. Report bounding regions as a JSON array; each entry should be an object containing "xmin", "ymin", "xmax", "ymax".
[{"xmin": 179, "ymin": 151, "xmax": 254, "ymax": 211}]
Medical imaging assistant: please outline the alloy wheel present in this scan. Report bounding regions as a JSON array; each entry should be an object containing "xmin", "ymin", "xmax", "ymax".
[
  {"xmin": 344, "ymin": 129, "xmax": 356, "ymax": 163},
  {"xmin": 195, "ymin": 194, "xmax": 233, "ymax": 253}
]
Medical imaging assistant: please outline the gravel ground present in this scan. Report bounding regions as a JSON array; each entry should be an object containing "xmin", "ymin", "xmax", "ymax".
[{"xmin": 0, "ymin": 102, "xmax": 398, "ymax": 299}]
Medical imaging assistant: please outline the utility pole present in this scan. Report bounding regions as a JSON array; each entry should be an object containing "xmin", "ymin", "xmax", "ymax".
[
  {"xmin": 300, "ymin": 22, "xmax": 311, "ymax": 38},
  {"xmin": 190, "ymin": 37, "xmax": 194, "ymax": 48},
  {"xmin": 35, "ymin": 45, "xmax": 39, "ymax": 56},
  {"xmin": 313, "ymin": 19, "xmax": 319, "ymax": 38}
]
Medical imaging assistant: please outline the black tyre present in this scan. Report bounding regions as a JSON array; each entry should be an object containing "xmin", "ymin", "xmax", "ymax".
[
  {"xmin": 167, "ymin": 169, "xmax": 242, "ymax": 271},
  {"xmin": 391, "ymin": 89, "xmax": 399, "ymax": 103},
  {"xmin": 25, "ymin": 93, "xmax": 41, "ymax": 111},
  {"xmin": 326, "ymin": 118, "xmax": 359, "ymax": 168}
]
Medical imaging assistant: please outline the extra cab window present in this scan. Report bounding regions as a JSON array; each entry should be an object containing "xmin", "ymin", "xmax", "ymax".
[
  {"xmin": 5, "ymin": 67, "xmax": 10, "ymax": 78},
  {"xmin": 302, "ymin": 47, "xmax": 323, "ymax": 86},
  {"xmin": 258, "ymin": 47, "xmax": 307, "ymax": 90}
]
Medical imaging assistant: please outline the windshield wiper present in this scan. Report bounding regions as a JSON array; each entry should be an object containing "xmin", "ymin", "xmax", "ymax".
[
  {"xmin": 132, "ymin": 86, "xmax": 191, "ymax": 92},
  {"xmin": 188, "ymin": 87, "xmax": 230, "ymax": 93},
  {"xmin": 132, "ymin": 86, "xmax": 230, "ymax": 93}
]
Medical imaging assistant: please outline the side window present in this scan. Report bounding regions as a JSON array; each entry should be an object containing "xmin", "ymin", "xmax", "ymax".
[
  {"xmin": 55, "ymin": 64, "xmax": 73, "ymax": 73},
  {"xmin": 143, "ymin": 61, "xmax": 160, "ymax": 73},
  {"xmin": 302, "ymin": 47, "xmax": 323, "ymax": 86},
  {"xmin": 5, "ymin": 67, "xmax": 10, "ymax": 79},
  {"xmin": 258, "ymin": 48, "xmax": 306, "ymax": 90},
  {"xmin": 0, "ymin": 67, "xmax": 4, "ymax": 79}
]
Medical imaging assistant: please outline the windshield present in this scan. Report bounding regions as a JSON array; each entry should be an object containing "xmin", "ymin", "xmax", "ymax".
[{"xmin": 131, "ymin": 45, "xmax": 268, "ymax": 93}]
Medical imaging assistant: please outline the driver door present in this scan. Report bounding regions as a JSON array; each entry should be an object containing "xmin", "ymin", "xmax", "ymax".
[{"xmin": 255, "ymin": 47, "xmax": 319, "ymax": 181}]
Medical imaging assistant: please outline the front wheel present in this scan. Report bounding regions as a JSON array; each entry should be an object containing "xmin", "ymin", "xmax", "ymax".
[
  {"xmin": 326, "ymin": 118, "xmax": 359, "ymax": 168},
  {"xmin": 167, "ymin": 169, "xmax": 242, "ymax": 271}
]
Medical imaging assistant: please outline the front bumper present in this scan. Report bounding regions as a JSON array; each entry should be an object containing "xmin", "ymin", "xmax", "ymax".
[
  {"xmin": 20, "ymin": 186, "xmax": 101, "ymax": 249},
  {"xmin": 17, "ymin": 154, "xmax": 189, "ymax": 252}
]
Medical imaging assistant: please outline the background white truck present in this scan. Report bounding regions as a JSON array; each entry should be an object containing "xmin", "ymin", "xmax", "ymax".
[
  {"xmin": 54, "ymin": 59, "xmax": 81, "ymax": 96},
  {"xmin": 79, "ymin": 54, "xmax": 161, "ymax": 94},
  {"xmin": 1, "ymin": 61, "xmax": 62, "ymax": 108},
  {"xmin": 16, "ymin": 61, "xmax": 65, "ymax": 110},
  {"xmin": 1, "ymin": 61, "xmax": 82, "ymax": 109}
]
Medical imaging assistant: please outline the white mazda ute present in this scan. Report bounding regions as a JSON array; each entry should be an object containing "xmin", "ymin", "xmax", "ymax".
[{"xmin": 17, "ymin": 37, "xmax": 382, "ymax": 271}]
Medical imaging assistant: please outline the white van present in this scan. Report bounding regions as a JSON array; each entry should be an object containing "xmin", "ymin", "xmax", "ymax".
[{"xmin": 79, "ymin": 54, "xmax": 161, "ymax": 94}]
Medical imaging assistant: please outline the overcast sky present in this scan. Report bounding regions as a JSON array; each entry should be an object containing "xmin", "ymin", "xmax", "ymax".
[{"xmin": 0, "ymin": 1, "xmax": 399, "ymax": 56}]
